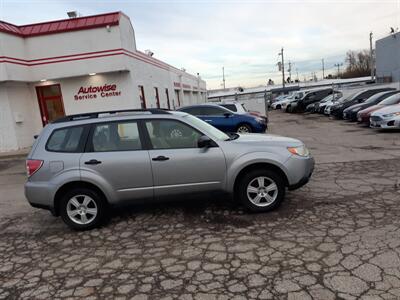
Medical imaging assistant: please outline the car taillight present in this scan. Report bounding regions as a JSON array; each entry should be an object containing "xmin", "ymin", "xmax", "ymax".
[{"xmin": 26, "ymin": 159, "xmax": 43, "ymax": 177}]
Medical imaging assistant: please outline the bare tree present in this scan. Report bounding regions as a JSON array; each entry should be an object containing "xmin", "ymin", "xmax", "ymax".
[{"xmin": 342, "ymin": 50, "xmax": 371, "ymax": 78}]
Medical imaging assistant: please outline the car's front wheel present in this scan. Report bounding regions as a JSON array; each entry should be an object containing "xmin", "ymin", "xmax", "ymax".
[
  {"xmin": 60, "ymin": 187, "xmax": 108, "ymax": 230},
  {"xmin": 237, "ymin": 169, "xmax": 285, "ymax": 212},
  {"xmin": 236, "ymin": 124, "xmax": 252, "ymax": 133}
]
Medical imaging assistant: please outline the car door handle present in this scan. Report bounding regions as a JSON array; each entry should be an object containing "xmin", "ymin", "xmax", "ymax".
[
  {"xmin": 152, "ymin": 156, "xmax": 170, "ymax": 161},
  {"xmin": 84, "ymin": 159, "xmax": 102, "ymax": 165},
  {"xmin": 204, "ymin": 119, "xmax": 213, "ymax": 122}
]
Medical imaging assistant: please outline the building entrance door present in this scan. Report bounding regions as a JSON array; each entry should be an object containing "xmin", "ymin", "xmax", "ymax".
[{"xmin": 36, "ymin": 84, "xmax": 65, "ymax": 125}]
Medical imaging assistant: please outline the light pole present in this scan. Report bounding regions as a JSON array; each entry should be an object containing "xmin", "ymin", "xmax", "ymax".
[
  {"xmin": 334, "ymin": 63, "xmax": 343, "ymax": 78},
  {"xmin": 322, "ymin": 58, "xmax": 325, "ymax": 79},
  {"xmin": 278, "ymin": 48, "xmax": 285, "ymax": 88},
  {"xmin": 369, "ymin": 32, "xmax": 374, "ymax": 80},
  {"xmin": 222, "ymin": 66, "xmax": 226, "ymax": 89}
]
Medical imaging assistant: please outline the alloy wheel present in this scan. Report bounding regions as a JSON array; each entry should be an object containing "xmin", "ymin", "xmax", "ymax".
[
  {"xmin": 66, "ymin": 195, "xmax": 98, "ymax": 225},
  {"xmin": 246, "ymin": 176, "xmax": 278, "ymax": 207}
]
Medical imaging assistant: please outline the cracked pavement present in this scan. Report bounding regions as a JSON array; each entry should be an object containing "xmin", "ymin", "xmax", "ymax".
[{"xmin": 1, "ymin": 111, "xmax": 400, "ymax": 299}]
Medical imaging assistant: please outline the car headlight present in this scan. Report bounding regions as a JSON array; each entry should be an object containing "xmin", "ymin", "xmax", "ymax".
[
  {"xmin": 255, "ymin": 117, "xmax": 264, "ymax": 123},
  {"xmin": 287, "ymin": 145, "xmax": 310, "ymax": 157},
  {"xmin": 383, "ymin": 112, "xmax": 400, "ymax": 118}
]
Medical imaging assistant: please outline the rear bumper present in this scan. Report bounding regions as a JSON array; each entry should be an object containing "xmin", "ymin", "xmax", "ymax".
[{"xmin": 25, "ymin": 181, "xmax": 56, "ymax": 214}]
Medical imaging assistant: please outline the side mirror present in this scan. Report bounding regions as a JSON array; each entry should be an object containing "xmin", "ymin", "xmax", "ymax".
[
  {"xmin": 223, "ymin": 112, "xmax": 232, "ymax": 118},
  {"xmin": 357, "ymin": 98, "xmax": 363, "ymax": 103},
  {"xmin": 198, "ymin": 135, "xmax": 213, "ymax": 148}
]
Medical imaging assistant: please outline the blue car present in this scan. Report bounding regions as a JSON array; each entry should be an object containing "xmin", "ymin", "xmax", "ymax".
[{"xmin": 177, "ymin": 104, "xmax": 267, "ymax": 133}]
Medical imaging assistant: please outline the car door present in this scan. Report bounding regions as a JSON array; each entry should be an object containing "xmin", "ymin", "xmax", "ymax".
[
  {"xmin": 143, "ymin": 118, "xmax": 226, "ymax": 197},
  {"xmin": 80, "ymin": 120, "xmax": 153, "ymax": 202},
  {"xmin": 200, "ymin": 106, "xmax": 235, "ymax": 132}
]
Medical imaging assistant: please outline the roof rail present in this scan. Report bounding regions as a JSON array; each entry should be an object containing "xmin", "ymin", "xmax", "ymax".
[{"xmin": 52, "ymin": 108, "xmax": 170, "ymax": 123}]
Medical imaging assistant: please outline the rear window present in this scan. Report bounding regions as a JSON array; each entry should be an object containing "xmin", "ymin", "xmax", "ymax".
[
  {"xmin": 220, "ymin": 104, "xmax": 237, "ymax": 112},
  {"xmin": 46, "ymin": 126, "xmax": 84, "ymax": 152}
]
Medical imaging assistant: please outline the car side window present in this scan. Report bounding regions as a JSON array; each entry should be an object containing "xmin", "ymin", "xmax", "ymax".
[
  {"xmin": 46, "ymin": 126, "xmax": 84, "ymax": 152},
  {"xmin": 180, "ymin": 107, "xmax": 203, "ymax": 115},
  {"xmin": 91, "ymin": 121, "xmax": 142, "ymax": 152},
  {"xmin": 145, "ymin": 120, "xmax": 202, "ymax": 149},
  {"xmin": 201, "ymin": 107, "xmax": 226, "ymax": 116},
  {"xmin": 221, "ymin": 104, "xmax": 237, "ymax": 112}
]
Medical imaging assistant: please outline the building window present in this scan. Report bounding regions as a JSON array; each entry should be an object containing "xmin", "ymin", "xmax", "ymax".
[
  {"xmin": 36, "ymin": 84, "xmax": 65, "ymax": 125},
  {"xmin": 165, "ymin": 88, "xmax": 171, "ymax": 110},
  {"xmin": 154, "ymin": 87, "xmax": 160, "ymax": 108},
  {"xmin": 176, "ymin": 90, "xmax": 181, "ymax": 107},
  {"xmin": 138, "ymin": 85, "xmax": 146, "ymax": 109}
]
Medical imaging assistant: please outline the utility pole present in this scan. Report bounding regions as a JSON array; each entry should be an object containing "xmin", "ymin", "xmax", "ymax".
[
  {"xmin": 369, "ymin": 32, "xmax": 374, "ymax": 80},
  {"xmin": 278, "ymin": 48, "xmax": 285, "ymax": 88},
  {"xmin": 322, "ymin": 59, "xmax": 325, "ymax": 79},
  {"xmin": 222, "ymin": 66, "xmax": 226, "ymax": 89},
  {"xmin": 288, "ymin": 61, "xmax": 292, "ymax": 83},
  {"xmin": 334, "ymin": 63, "xmax": 343, "ymax": 78}
]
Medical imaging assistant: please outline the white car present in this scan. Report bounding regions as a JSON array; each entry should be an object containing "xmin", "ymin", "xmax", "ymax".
[
  {"xmin": 272, "ymin": 91, "xmax": 306, "ymax": 110},
  {"xmin": 370, "ymin": 104, "xmax": 400, "ymax": 129}
]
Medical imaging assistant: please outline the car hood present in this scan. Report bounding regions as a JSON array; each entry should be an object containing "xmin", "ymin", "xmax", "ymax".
[
  {"xmin": 358, "ymin": 104, "xmax": 383, "ymax": 116},
  {"xmin": 344, "ymin": 103, "xmax": 364, "ymax": 112},
  {"xmin": 371, "ymin": 104, "xmax": 400, "ymax": 116},
  {"xmin": 230, "ymin": 133, "xmax": 303, "ymax": 147}
]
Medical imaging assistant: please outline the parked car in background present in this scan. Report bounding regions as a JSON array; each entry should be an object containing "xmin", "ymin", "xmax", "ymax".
[
  {"xmin": 330, "ymin": 88, "xmax": 395, "ymax": 119},
  {"xmin": 272, "ymin": 91, "xmax": 307, "ymax": 110},
  {"xmin": 342, "ymin": 90, "xmax": 399, "ymax": 121},
  {"xmin": 288, "ymin": 88, "xmax": 334, "ymax": 113},
  {"xmin": 25, "ymin": 109, "xmax": 314, "ymax": 230},
  {"xmin": 357, "ymin": 93, "xmax": 400, "ymax": 125},
  {"xmin": 307, "ymin": 92, "xmax": 343, "ymax": 113},
  {"xmin": 370, "ymin": 104, "xmax": 400, "ymax": 129},
  {"xmin": 213, "ymin": 101, "xmax": 268, "ymax": 123},
  {"xmin": 178, "ymin": 104, "xmax": 267, "ymax": 133}
]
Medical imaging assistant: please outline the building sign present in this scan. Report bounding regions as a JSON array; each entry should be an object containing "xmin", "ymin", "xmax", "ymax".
[{"xmin": 74, "ymin": 84, "xmax": 122, "ymax": 100}]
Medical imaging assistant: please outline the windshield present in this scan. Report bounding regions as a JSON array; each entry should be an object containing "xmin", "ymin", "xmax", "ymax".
[
  {"xmin": 183, "ymin": 114, "xmax": 229, "ymax": 141},
  {"xmin": 364, "ymin": 93, "xmax": 384, "ymax": 104},
  {"xmin": 320, "ymin": 95, "xmax": 333, "ymax": 103},
  {"xmin": 379, "ymin": 94, "xmax": 400, "ymax": 105}
]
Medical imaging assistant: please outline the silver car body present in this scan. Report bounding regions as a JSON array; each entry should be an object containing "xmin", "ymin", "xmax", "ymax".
[
  {"xmin": 25, "ymin": 111, "xmax": 314, "ymax": 214},
  {"xmin": 370, "ymin": 104, "xmax": 400, "ymax": 129}
]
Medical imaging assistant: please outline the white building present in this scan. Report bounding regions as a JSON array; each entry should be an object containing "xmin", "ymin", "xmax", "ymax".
[
  {"xmin": 0, "ymin": 12, "xmax": 207, "ymax": 152},
  {"xmin": 376, "ymin": 32, "xmax": 400, "ymax": 83}
]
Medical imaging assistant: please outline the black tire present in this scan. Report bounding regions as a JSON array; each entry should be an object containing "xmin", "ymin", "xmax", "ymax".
[
  {"xmin": 60, "ymin": 187, "xmax": 108, "ymax": 231},
  {"xmin": 276, "ymin": 104, "xmax": 281, "ymax": 109},
  {"xmin": 237, "ymin": 169, "xmax": 285, "ymax": 212},
  {"xmin": 236, "ymin": 123, "xmax": 252, "ymax": 133},
  {"xmin": 286, "ymin": 105, "xmax": 291, "ymax": 112}
]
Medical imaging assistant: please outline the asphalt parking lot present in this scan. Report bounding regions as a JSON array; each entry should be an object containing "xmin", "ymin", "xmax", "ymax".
[{"xmin": 1, "ymin": 111, "xmax": 400, "ymax": 300}]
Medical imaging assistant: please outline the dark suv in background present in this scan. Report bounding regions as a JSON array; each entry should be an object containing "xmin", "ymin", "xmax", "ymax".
[{"xmin": 288, "ymin": 88, "xmax": 334, "ymax": 113}]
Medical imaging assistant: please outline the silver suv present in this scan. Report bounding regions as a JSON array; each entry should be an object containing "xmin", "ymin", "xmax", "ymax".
[{"xmin": 25, "ymin": 109, "xmax": 314, "ymax": 230}]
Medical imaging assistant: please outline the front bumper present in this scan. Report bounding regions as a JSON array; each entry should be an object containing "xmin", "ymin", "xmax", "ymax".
[
  {"xmin": 370, "ymin": 117, "xmax": 400, "ymax": 129},
  {"xmin": 286, "ymin": 156, "xmax": 315, "ymax": 190}
]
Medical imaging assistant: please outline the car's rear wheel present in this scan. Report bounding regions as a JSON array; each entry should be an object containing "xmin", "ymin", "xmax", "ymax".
[
  {"xmin": 236, "ymin": 124, "xmax": 252, "ymax": 133},
  {"xmin": 237, "ymin": 169, "xmax": 285, "ymax": 212},
  {"xmin": 60, "ymin": 187, "xmax": 107, "ymax": 230}
]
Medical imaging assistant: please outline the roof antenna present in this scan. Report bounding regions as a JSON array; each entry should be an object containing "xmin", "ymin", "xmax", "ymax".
[{"xmin": 67, "ymin": 11, "xmax": 78, "ymax": 19}]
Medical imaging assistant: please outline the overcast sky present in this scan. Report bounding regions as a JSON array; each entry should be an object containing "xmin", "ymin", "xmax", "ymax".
[{"xmin": 1, "ymin": 0, "xmax": 399, "ymax": 89}]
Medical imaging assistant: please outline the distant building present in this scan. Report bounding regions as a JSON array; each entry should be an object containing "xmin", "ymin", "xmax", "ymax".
[
  {"xmin": 0, "ymin": 12, "xmax": 206, "ymax": 152},
  {"xmin": 375, "ymin": 32, "xmax": 400, "ymax": 83}
]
